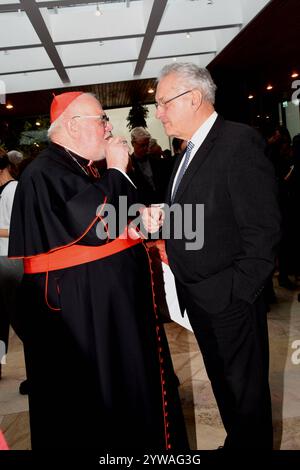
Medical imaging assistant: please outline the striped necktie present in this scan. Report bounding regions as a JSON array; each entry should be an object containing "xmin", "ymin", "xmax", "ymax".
[{"xmin": 171, "ymin": 140, "xmax": 194, "ymax": 202}]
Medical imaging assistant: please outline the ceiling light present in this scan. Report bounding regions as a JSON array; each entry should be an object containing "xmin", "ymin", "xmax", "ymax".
[
  {"xmin": 186, "ymin": 32, "xmax": 191, "ymax": 38},
  {"xmin": 266, "ymin": 85, "xmax": 273, "ymax": 90},
  {"xmin": 95, "ymin": 4, "xmax": 102, "ymax": 16},
  {"xmin": 248, "ymin": 94, "xmax": 254, "ymax": 99},
  {"xmin": 36, "ymin": 121, "xmax": 41, "ymax": 127},
  {"xmin": 148, "ymin": 88, "xmax": 154, "ymax": 94},
  {"xmin": 256, "ymin": 115, "xmax": 261, "ymax": 118},
  {"xmin": 6, "ymin": 103, "xmax": 13, "ymax": 109},
  {"xmin": 291, "ymin": 72, "xmax": 299, "ymax": 78},
  {"xmin": 173, "ymin": 57, "xmax": 177, "ymax": 62}
]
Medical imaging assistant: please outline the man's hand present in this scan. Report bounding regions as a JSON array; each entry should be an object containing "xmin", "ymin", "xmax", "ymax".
[
  {"xmin": 105, "ymin": 136, "xmax": 130, "ymax": 172},
  {"xmin": 140, "ymin": 205, "xmax": 165, "ymax": 234}
]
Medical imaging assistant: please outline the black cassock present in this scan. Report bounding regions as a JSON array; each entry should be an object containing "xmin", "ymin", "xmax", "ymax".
[{"xmin": 9, "ymin": 143, "xmax": 188, "ymax": 450}]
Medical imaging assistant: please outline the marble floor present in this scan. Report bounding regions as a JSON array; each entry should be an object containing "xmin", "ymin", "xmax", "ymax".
[{"xmin": 0, "ymin": 275, "xmax": 300, "ymax": 451}]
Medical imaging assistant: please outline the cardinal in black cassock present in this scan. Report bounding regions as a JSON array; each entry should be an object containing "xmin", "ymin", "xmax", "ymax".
[{"xmin": 8, "ymin": 92, "xmax": 188, "ymax": 450}]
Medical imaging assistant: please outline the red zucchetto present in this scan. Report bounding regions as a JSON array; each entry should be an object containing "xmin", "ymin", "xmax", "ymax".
[{"xmin": 50, "ymin": 91, "xmax": 83, "ymax": 123}]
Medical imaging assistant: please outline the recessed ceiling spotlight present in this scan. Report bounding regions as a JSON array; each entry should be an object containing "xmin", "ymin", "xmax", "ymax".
[
  {"xmin": 186, "ymin": 32, "xmax": 191, "ymax": 38},
  {"xmin": 148, "ymin": 88, "xmax": 154, "ymax": 94},
  {"xmin": 266, "ymin": 85, "xmax": 273, "ymax": 90},
  {"xmin": 6, "ymin": 103, "xmax": 13, "ymax": 109},
  {"xmin": 248, "ymin": 94, "xmax": 254, "ymax": 99},
  {"xmin": 291, "ymin": 72, "xmax": 299, "ymax": 78}
]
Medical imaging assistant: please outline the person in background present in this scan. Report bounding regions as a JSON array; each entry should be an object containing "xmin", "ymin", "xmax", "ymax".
[
  {"xmin": 143, "ymin": 62, "xmax": 281, "ymax": 449},
  {"xmin": 6, "ymin": 150, "xmax": 24, "ymax": 179},
  {"xmin": 0, "ymin": 151, "xmax": 23, "ymax": 379},
  {"xmin": 287, "ymin": 132, "xmax": 300, "ymax": 281},
  {"xmin": 147, "ymin": 138, "xmax": 175, "ymax": 200},
  {"xmin": 266, "ymin": 126, "xmax": 295, "ymax": 290},
  {"xmin": 148, "ymin": 138, "xmax": 164, "ymax": 160},
  {"xmin": 172, "ymin": 137, "xmax": 187, "ymax": 158},
  {"xmin": 129, "ymin": 127, "xmax": 161, "ymax": 204},
  {"xmin": 8, "ymin": 92, "xmax": 187, "ymax": 450}
]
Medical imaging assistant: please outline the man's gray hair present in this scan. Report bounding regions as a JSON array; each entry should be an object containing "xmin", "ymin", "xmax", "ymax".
[
  {"xmin": 131, "ymin": 127, "xmax": 151, "ymax": 142},
  {"xmin": 158, "ymin": 62, "xmax": 217, "ymax": 104},
  {"xmin": 7, "ymin": 150, "xmax": 23, "ymax": 164},
  {"xmin": 148, "ymin": 138, "xmax": 158, "ymax": 148}
]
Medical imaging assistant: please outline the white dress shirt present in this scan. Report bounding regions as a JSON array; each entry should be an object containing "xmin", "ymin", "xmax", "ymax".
[
  {"xmin": 0, "ymin": 180, "xmax": 18, "ymax": 256},
  {"xmin": 171, "ymin": 111, "xmax": 218, "ymax": 199}
]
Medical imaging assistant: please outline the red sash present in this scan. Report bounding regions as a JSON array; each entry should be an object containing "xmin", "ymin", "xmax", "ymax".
[{"xmin": 23, "ymin": 233, "xmax": 143, "ymax": 274}]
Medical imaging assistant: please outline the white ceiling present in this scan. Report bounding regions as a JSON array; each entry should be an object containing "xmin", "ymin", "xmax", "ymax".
[{"xmin": 0, "ymin": 0, "xmax": 270, "ymax": 94}]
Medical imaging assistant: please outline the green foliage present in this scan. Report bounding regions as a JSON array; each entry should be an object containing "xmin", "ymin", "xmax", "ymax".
[
  {"xmin": 126, "ymin": 103, "xmax": 149, "ymax": 131},
  {"xmin": 19, "ymin": 117, "xmax": 50, "ymax": 155}
]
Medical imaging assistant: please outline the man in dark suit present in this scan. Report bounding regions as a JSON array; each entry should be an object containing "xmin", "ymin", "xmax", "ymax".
[
  {"xmin": 129, "ymin": 127, "xmax": 159, "ymax": 205},
  {"xmin": 145, "ymin": 63, "xmax": 281, "ymax": 449},
  {"xmin": 129, "ymin": 127, "xmax": 173, "ymax": 204}
]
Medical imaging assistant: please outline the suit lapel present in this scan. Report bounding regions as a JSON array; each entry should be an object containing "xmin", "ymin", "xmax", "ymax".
[
  {"xmin": 171, "ymin": 115, "xmax": 224, "ymax": 204},
  {"xmin": 166, "ymin": 151, "xmax": 184, "ymax": 203}
]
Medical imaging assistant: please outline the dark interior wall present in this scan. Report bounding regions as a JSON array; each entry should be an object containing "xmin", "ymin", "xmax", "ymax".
[
  {"xmin": 207, "ymin": 0, "xmax": 300, "ymax": 137},
  {"xmin": 211, "ymin": 70, "xmax": 280, "ymax": 137}
]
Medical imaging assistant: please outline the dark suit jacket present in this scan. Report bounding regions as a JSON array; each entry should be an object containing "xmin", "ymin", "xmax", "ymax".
[{"xmin": 165, "ymin": 116, "xmax": 281, "ymax": 314}]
